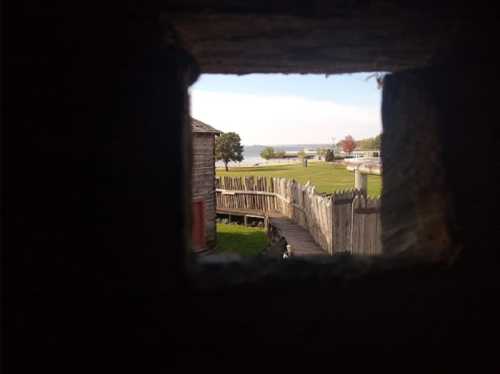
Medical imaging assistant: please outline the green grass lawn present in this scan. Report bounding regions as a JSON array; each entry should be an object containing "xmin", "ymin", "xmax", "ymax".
[
  {"xmin": 216, "ymin": 162, "xmax": 382, "ymax": 197},
  {"xmin": 216, "ymin": 223, "xmax": 268, "ymax": 256}
]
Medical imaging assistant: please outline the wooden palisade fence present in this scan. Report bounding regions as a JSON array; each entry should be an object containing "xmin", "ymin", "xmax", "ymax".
[{"xmin": 216, "ymin": 176, "xmax": 382, "ymax": 255}]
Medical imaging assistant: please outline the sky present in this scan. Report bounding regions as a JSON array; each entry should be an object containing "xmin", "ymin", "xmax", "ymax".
[{"xmin": 190, "ymin": 73, "xmax": 383, "ymax": 146}]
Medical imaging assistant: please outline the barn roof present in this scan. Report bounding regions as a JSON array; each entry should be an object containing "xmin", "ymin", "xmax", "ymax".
[{"xmin": 191, "ymin": 118, "xmax": 221, "ymax": 134}]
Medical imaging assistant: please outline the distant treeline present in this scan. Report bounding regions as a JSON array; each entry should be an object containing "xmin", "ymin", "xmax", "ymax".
[
  {"xmin": 260, "ymin": 147, "xmax": 285, "ymax": 159},
  {"xmin": 260, "ymin": 147, "xmax": 317, "ymax": 160},
  {"xmin": 254, "ymin": 135, "xmax": 381, "ymax": 161}
]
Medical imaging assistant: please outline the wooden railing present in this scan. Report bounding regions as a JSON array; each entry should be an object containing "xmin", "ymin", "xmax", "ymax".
[{"xmin": 216, "ymin": 176, "xmax": 382, "ymax": 255}]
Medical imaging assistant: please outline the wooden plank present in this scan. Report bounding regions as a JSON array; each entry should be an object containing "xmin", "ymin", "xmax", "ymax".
[
  {"xmin": 216, "ymin": 190, "xmax": 279, "ymax": 197},
  {"xmin": 333, "ymin": 193, "xmax": 343, "ymax": 252},
  {"xmin": 270, "ymin": 217, "xmax": 325, "ymax": 256},
  {"xmin": 217, "ymin": 207, "xmax": 282, "ymax": 218},
  {"xmin": 263, "ymin": 177, "xmax": 267, "ymax": 212},
  {"xmin": 372, "ymin": 199, "xmax": 379, "ymax": 254},
  {"xmin": 367, "ymin": 198, "xmax": 377, "ymax": 255},
  {"xmin": 345, "ymin": 191, "xmax": 354, "ymax": 253},
  {"xmin": 351, "ymin": 195, "xmax": 360, "ymax": 254},
  {"xmin": 332, "ymin": 198, "xmax": 355, "ymax": 205},
  {"xmin": 354, "ymin": 207, "xmax": 380, "ymax": 214},
  {"xmin": 250, "ymin": 176, "xmax": 256, "ymax": 210},
  {"xmin": 358, "ymin": 196, "xmax": 366, "ymax": 254},
  {"xmin": 374, "ymin": 198, "xmax": 382, "ymax": 254},
  {"xmin": 276, "ymin": 193, "xmax": 291, "ymax": 203},
  {"xmin": 237, "ymin": 177, "xmax": 241, "ymax": 209}
]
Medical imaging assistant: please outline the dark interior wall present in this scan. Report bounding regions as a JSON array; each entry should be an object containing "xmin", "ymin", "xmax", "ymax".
[
  {"xmin": 429, "ymin": 29, "xmax": 496, "ymax": 270},
  {"xmin": 168, "ymin": 1, "xmax": 466, "ymax": 74},
  {"xmin": 3, "ymin": 4, "xmax": 195, "ymax": 371},
  {"xmin": 2, "ymin": 2, "xmax": 499, "ymax": 371},
  {"xmin": 380, "ymin": 24, "xmax": 496, "ymax": 269},
  {"xmin": 381, "ymin": 71, "xmax": 454, "ymax": 262},
  {"xmin": 437, "ymin": 68, "xmax": 495, "ymax": 270}
]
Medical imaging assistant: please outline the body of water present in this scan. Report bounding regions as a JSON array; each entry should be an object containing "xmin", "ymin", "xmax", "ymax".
[{"xmin": 216, "ymin": 144, "xmax": 331, "ymax": 167}]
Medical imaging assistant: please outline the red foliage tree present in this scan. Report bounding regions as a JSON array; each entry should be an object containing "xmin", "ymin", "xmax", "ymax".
[{"xmin": 341, "ymin": 135, "xmax": 357, "ymax": 155}]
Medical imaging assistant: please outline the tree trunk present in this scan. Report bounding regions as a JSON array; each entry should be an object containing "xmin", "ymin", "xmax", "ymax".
[{"xmin": 224, "ymin": 162, "xmax": 229, "ymax": 171}]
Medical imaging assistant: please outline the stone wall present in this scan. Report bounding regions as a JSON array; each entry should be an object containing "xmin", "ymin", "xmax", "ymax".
[{"xmin": 192, "ymin": 133, "xmax": 216, "ymax": 248}]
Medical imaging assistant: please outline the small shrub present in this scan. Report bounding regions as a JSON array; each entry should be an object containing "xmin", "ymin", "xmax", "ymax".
[
  {"xmin": 260, "ymin": 147, "xmax": 275, "ymax": 160},
  {"xmin": 324, "ymin": 149, "xmax": 334, "ymax": 162}
]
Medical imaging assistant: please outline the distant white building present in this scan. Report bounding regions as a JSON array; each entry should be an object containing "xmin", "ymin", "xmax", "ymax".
[{"xmin": 339, "ymin": 149, "xmax": 380, "ymax": 158}]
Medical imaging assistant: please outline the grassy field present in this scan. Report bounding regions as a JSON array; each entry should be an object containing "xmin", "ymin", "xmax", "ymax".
[
  {"xmin": 216, "ymin": 223, "xmax": 268, "ymax": 256},
  {"xmin": 216, "ymin": 162, "xmax": 382, "ymax": 197}
]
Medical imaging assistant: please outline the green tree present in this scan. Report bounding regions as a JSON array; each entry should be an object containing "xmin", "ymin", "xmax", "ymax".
[
  {"xmin": 297, "ymin": 150, "xmax": 308, "ymax": 167},
  {"xmin": 215, "ymin": 132, "xmax": 244, "ymax": 171},
  {"xmin": 356, "ymin": 138, "xmax": 369, "ymax": 150},
  {"xmin": 260, "ymin": 147, "xmax": 276, "ymax": 160},
  {"xmin": 355, "ymin": 134, "xmax": 382, "ymax": 150},
  {"xmin": 275, "ymin": 150, "xmax": 286, "ymax": 158}
]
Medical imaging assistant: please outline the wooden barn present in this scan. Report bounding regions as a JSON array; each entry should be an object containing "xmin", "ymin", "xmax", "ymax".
[{"xmin": 191, "ymin": 117, "xmax": 221, "ymax": 252}]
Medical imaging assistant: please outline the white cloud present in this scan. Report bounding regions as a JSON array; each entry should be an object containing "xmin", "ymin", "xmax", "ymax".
[{"xmin": 190, "ymin": 89, "xmax": 381, "ymax": 145}]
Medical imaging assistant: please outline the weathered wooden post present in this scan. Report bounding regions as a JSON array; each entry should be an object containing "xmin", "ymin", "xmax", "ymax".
[
  {"xmin": 289, "ymin": 180, "xmax": 295, "ymax": 220},
  {"xmin": 354, "ymin": 168, "xmax": 368, "ymax": 194}
]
